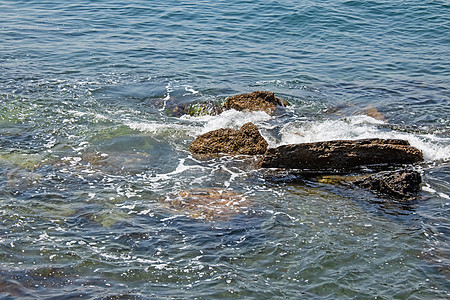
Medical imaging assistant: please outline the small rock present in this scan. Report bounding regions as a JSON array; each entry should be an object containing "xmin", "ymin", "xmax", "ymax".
[
  {"xmin": 222, "ymin": 91, "xmax": 287, "ymax": 114},
  {"xmin": 190, "ymin": 122, "xmax": 268, "ymax": 155}
]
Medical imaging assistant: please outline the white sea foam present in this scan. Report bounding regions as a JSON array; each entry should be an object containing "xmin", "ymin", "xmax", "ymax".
[
  {"xmin": 184, "ymin": 85, "xmax": 199, "ymax": 95},
  {"xmin": 124, "ymin": 120, "xmax": 189, "ymax": 135},
  {"xmin": 279, "ymin": 116, "xmax": 386, "ymax": 145},
  {"xmin": 278, "ymin": 116, "xmax": 450, "ymax": 162},
  {"xmin": 126, "ymin": 106, "xmax": 448, "ymax": 163},
  {"xmin": 438, "ymin": 192, "xmax": 450, "ymax": 199},
  {"xmin": 67, "ymin": 110, "xmax": 108, "ymax": 121},
  {"xmin": 145, "ymin": 158, "xmax": 208, "ymax": 187},
  {"xmin": 183, "ymin": 109, "xmax": 273, "ymax": 134}
]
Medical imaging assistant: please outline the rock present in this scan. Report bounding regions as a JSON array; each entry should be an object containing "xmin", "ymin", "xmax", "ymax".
[
  {"xmin": 165, "ymin": 101, "xmax": 222, "ymax": 117},
  {"xmin": 187, "ymin": 101, "xmax": 222, "ymax": 117},
  {"xmin": 165, "ymin": 103, "xmax": 188, "ymax": 117},
  {"xmin": 5, "ymin": 168, "xmax": 42, "ymax": 194},
  {"xmin": 363, "ymin": 107, "xmax": 386, "ymax": 121},
  {"xmin": 260, "ymin": 138, "xmax": 423, "ymax": 172},
  {"xmin": 222, "ymin": 91, "xmax": 287, "ymax": 114},
  {"xmin": 349, "ymin": 169, "xmax": 422, "ymax": 200},
  {"xmin": 163, "ymin": 188, "xmax": 250, "ymax": 220},
  {"xmin": 190, "ymin": 122, "xmax": 268, "ymax": 155},
  {"xmin": 315, "ymin": 169, "xmax": 422, "ymax": 200}
]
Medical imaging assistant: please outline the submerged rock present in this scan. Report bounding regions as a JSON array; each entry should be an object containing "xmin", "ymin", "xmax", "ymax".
[
  {"xmin": 222, "ymin": 91, "xmax": 287, "ymax": 114},
  {"xmin": 315, "ymin": 169, "xmax": 422, "ymax": 200},
  {"xmin": 187, "ymin": 101, "xmax": 222, "ymax": 117},
  {"xmin": 349, "ymin": 169, "xmax": 422, "ymax": 200},
  {"xmin": 163, "ymin": 188, "xmax": 250, "ymax": 220},
  {"xmin": 166, "ymin": 101, "xmax": 222, "ymax": 117},
  {"xmin": 54, "ymin": 151, "xmax": 152, "ymax": 176},
  {"xmin": 363, "ymin": 107, "xmax": 386, "ymax": 121},
  {"xmin": 190, "ymin": 122, "xmax": 268, "ymax": 156},
  {"xmin": 0, "ymin": 152, "xmax": 48, "ymax": 170},
  {"xmin": 260, "ymin": 138, "xmax": 423, "ymax": 172},
  {"xmin": 5, "ymin": 168, "xmax": 42, "ymax": 194}
]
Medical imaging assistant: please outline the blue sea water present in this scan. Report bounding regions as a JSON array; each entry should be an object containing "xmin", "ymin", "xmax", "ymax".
[{"xmin": 0, "ymin": 0, "xmax": 449, "ymax": 298}]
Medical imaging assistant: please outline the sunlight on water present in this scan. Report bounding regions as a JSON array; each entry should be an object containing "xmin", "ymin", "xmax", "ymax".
[{"xmin": 0, "ymin": 0, "xmax": 449, "ymax": 298}]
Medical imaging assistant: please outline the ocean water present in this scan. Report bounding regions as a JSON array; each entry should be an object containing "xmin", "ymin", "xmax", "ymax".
[{"xmin": 0, "ymin": 0, "xmax": 449, "ymax": 298}]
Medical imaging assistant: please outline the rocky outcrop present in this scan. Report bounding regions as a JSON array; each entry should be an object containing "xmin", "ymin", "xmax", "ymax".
[
  {"xmin": 349, "ymin": 169, "xmax": 422, "ymax": 200},
  {"xmin": 189, "ymin": 122, "xmax": 268, "ymax": 155},
  {"xmin": 187, "ymin": 91, "xmax": 426, "ymax": 202},
  {"xmin": 222, "ymin": 91, "xmax": 287, "ymax": 114},
  {"xmin": 260, "ymin": 138, "xmax": 423, "ymax": 172}
]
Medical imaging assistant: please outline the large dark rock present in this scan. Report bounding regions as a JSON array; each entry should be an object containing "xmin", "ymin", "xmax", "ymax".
[
  {"xmin": 349, "ymin": 169, "xmax": 422, "ymax": 200},
  {"xmin": 260, "ymin": 138, "xmax": 423, "ymax": 172},
  {"xmin": 222, "ymin": 91, "xmax": 287, "ymax": 114},
  {"xmin": 190, "ymin": 122, "xmax": 268, "ymax": 155}
]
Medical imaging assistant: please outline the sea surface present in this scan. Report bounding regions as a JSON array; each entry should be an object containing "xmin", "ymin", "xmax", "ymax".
[{"xmin": 1, "ymin": 0, "xmax": 449, "ymax": 299}]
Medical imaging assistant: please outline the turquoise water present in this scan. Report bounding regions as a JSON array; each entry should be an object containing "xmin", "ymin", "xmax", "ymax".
[{"xmin": 1, "ymin": 0, "xmax": 449, "ymax": 298}]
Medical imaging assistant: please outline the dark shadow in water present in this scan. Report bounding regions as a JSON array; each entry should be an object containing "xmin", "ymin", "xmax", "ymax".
[{"xmin": 255, "ymin": 167, "xmax": 423, "ymax": 218}]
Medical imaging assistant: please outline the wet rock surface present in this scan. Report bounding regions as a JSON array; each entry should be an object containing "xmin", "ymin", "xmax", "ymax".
[
  {"xmin": 260, "ymin": 138, "xmax": 423, "ymax": 171},
  {"xmin": 166, "ymin": 101, "xmax": 222, "ymax": 117},
  {"xmin": 222, "ymin": 91, "xmax": 287, "ymax": 114},
  {"xmin": 189, "ymin": 122, "xmax": 268, "ymax": 156},
  {"xmin": 349, "ymin": 169, "xmax": 422, "ymax": 200}
]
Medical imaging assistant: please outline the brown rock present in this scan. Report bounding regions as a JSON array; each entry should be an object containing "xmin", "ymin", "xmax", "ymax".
[
  {"xmin": 162, "ymin": 188, "xmax": 250, "ymax": 220},
  {"xmin": 349, "ymin": 169, "xmax": 422, "ymax": 200},
  {"xmin": 363, "ymin": 107, "xmax": 386, "ymax": 121},
  {"xmin": 190, "ymin": 122, "xmax": 268, "ymax": 155},
  {"xmin": 222, "ymin": 91, "xmax": 287, "ymax": 114},
  {"xmin": 260, "ymin": 138, "xmax": 423, "ymax": 172}
]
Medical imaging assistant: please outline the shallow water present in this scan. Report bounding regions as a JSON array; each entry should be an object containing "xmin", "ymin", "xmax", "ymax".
[{"xmin": 1, "ymin": 0, "xmax": 449, "ymax": 299}]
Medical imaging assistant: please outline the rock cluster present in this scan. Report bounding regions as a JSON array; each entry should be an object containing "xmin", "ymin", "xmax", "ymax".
[{"xmin": 188, "ymin": 91, "xmax": 425, "ymax": 201}]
